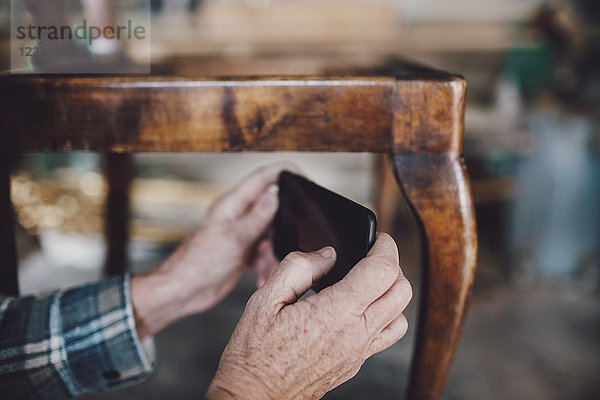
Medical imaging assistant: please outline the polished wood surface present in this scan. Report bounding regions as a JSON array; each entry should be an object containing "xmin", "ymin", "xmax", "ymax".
[
  {"xmin": 393, "ymin": 154, "xmax": 477, "ymax": 400},
  {"xmin": 0, "ymin": 71, "xmax": 461, "ymax": 154},
  {"xmin": 0, "ymin": 63, "xmax": 476, "ymax": 399},
  {"xmin": 392, "ymin": 79, "xmax": 466, "ymax": 155}
]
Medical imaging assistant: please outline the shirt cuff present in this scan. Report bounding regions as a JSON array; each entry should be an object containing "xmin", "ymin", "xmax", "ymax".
[{"xmin": 55, "ymin": 274, "xmax": 157, "ymax": 396}]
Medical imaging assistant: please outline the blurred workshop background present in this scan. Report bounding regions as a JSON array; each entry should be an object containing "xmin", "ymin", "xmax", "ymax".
[{"xmin": 1, "ymin": 1, "xmax": 599, "ymax": 399}]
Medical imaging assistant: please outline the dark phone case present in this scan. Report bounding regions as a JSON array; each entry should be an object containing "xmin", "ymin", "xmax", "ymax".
[{"xmin": 273, "ymin": 171, "xmax": 377, "ymax": 292}]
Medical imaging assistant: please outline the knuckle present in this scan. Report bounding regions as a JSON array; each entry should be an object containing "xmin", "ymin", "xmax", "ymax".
[
  {"xmin": 284, "ymin": 251, "xmax": 313, "ymax": 270},
  {"xmin": 389, "ymin": 279, "xmax": 412, "ymax": 314},
  {"xmin": 400, "ymin": 313, "xmax": 408, "ymax": 325},
  {"xmin": 376, "ymin": 233, "xmax": 400, "ymax": 260},
  {"xmin": 373, "ymin": 256, "xmax": 400, "ymax": 283},
  {"xmin": 397, "ymin": 277, "xmax": 413, "ymax": 303},
  {"xmin": 246, "ymin": 289, "xmax": 263, "ymax": 309},
  {"xmin": 386, "ymin": 314, "xmax": 409, "ymax": 342},
  {"xmin": 253, "ymin": 165, "xmax": 269, "ymax": 177},
  {"xmin": 391, "ymin": 296, "xmax": 405, "ymax": 316},
  {"xmin": 397, "ymin": 314, "xmax": 409, "ymax": 336}
]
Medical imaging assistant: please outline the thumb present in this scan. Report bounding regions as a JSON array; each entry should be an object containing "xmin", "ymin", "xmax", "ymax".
[
  {"xmin": 264, "ymin": 247, "xmax": 337, "ymax": 306},
  {"xmin": 235, "ymin": 191, "xmax": 278, "ymax": 245}
]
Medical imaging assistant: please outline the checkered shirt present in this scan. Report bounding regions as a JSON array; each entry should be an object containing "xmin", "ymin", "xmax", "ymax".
[{"xmin": 0, "ymin": 274, "xmax": 155, "ymax": 399}]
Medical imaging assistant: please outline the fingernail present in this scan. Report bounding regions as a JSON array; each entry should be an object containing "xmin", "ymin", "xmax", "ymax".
[{"xmin": 317, "ymin": 246, "xmax": 335, "ymax": 259}]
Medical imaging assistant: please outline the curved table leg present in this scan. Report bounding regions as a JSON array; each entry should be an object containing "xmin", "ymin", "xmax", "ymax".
[
  {"xmin": 391, "ymin": 154, "xmax": 477, "ymax": 400},
  {"xmin": 375, "ymin": 154, "xmax": 402, "ymax": 233}
]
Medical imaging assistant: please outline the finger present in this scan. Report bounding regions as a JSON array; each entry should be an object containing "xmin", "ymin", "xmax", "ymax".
[
  {"xmin": 257, "ymin": 276, "xmax": 267, "ymax": 289},
  {"xmin": 210, "ymin": 162, "xmax": 303, "ymax": 221},
  {"xmin": 263, "ymin": 247, "xmax": 337, "ymax": 306},
  {"xmin": 333, "ymin": 232, "xmax": 400, "ymax": 313},
  {"xmin": 253, "ymin": 240, "xmax": 279, "ymax": 288},
  {"xmin": 259, "ymin": 257, "xmax": 280, "ymax": 288},
  {"xmin": 235, "ymin": 191, "xmax": 278, "ymax": 245},
  {"xmin": 368, "ymin": 313, "xmax": 408, "ymax": 356},
  {"xmin": 257, "ymin": 259, "xmax": 281, "ymax": 288},
  {"xmin": 363, "ymin": 275, "xmax": 412, "ymax": 335},
  {"xmin": 252, "ymin": 239, "xmax": 273, "ymax": 272}
]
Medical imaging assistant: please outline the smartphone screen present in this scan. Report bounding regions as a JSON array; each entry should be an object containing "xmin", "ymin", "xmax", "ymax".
[{"xmin": 273, "ymin": 171, "xmax": 377, "ymax": 292}]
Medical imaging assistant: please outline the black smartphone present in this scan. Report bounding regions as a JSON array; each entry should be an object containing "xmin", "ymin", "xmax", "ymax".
[{"xmin": 273, "ymin": 171, "xmax": 377, "ymax": 292}]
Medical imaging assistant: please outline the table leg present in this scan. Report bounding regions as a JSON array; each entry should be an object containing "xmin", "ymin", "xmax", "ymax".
[
  {"xmin": 375, "ymin": 154, "xmax": 402, "ymax": 233},
  {"xmin": 0, "ymin": 152, "xmax": 18, "ymax": 296},
  {"xmin": 392, "ymin": 154, "xmax": 477, "ymax": 400},
  {"xmin": 103, "ymin": 153, "xmax": 134, "ymax": 277}
]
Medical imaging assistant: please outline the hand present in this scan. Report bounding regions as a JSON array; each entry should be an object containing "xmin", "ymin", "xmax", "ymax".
[
  {"xmin": 205, "ymin": 233, "xmax": 412, "ymax": 400},
  {"xmin": 131, "ymin": 162, "xmax": 300, "ymax": 339}
]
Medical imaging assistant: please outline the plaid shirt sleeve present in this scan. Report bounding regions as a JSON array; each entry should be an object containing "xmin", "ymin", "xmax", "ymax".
[{"xmin": 0, "ymin": 274, "xmax": 156, "ymax": 399}]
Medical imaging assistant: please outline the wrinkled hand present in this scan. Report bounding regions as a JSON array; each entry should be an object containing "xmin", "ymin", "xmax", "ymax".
[
  {"xmin": 160, "ymin": 162, "xmax": 296, "ymax": 311},
  {"xmin": 131, "ymin": 162, "xmax": 299, "ymax": 339},
  {"xmin": 205, "ymin": 233, "xmax": 412, "ymax": 400}
]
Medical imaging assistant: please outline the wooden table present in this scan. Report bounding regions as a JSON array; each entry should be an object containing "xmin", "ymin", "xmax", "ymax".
[{"xmin": 0, "ymin": 60, "xmax": 477, "ymax": 400}]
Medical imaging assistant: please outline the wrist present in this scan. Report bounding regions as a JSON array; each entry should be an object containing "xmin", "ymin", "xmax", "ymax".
[
  {"xmin": 154, "ymin": 237, "xmax": 224, "ymax": 315},
  {"xmin": 204, "ymin": 383, "xmax": 240, "ymax": 400},
  {"xmin": 130, "ymin": 268, "xmax": 196, "ymax": 339},
  {"xmin": 205, "ymin": 374, "xmax": 273, "ymax": 400}
]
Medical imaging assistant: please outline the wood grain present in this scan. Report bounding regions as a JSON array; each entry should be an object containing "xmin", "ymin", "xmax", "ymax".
[
  {"xmin": 0, "ymin": 73, "xmax": 462, "ymax": 154},
  {"xmin": 389, "ymin": 70, "xmax": 476, "ymax": 399},
  {"xmin": 0, "ymin": 76, "xmax": 393, "ymax": 153},
  {"xmin": 392, "ymin": 78, "xmax": 466, "ymax": 155},
  {"xmin": 393, "ymin": 154, "xmax": 477, "ymax": 400}
]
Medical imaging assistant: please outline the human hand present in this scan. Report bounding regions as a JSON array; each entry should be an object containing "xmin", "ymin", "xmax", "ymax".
[
  {"xmin": 131, "ymin": 162, "xmax": 300, "ymax": 339},
  {"xmin": 205, "ymin": 233, "xmax": 412, "ymax": 400}
]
